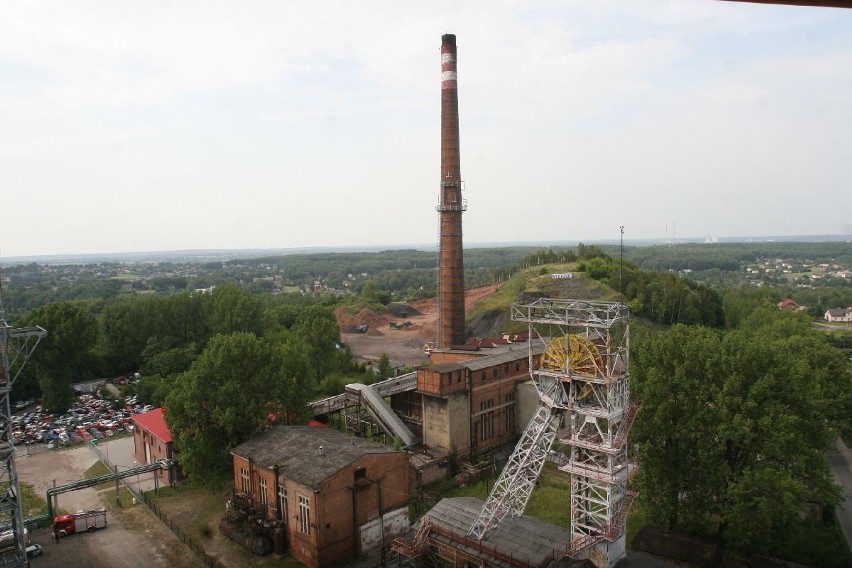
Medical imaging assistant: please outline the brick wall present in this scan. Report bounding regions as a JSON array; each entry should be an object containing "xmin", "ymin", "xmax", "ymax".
[
  {"xmin": 133, "ymin": 426, "xmax": 174, "ymax": 484},
  {"xmin": 232, "ymin": 450, "xmax": 409, "ymax": 568}
]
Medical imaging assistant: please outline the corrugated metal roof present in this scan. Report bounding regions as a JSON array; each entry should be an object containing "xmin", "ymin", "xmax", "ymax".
[
  {"xmin": 462, "ymin": 344, "xmax": 545, "ymax": 372},
  {"xmin": 231, "ymin": 425, "xmax": 400, "ymax": 489},
  {"xmin": 422, "ymin": 497, "xmax": 577, "ymax": 566}
]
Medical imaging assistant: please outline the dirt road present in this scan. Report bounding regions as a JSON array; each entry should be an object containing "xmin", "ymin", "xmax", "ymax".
[{"xmin": 17, "ymin": 442, "xmax": 201, "ymax": 568}]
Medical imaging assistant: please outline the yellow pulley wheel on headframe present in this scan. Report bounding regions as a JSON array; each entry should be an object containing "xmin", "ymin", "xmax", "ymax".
[{"xmin": 540, "ymin": 334, "xmax": 604, "ymax": 377}]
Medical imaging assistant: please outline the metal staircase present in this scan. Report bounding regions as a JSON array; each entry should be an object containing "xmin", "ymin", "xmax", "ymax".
[
  {"xmin": 468, "ymin": 299, "xmax": 637, "ymax": 568},
  {"xmin": 391, "ymin": 517, "xmax": 434, "ymax": 559}
]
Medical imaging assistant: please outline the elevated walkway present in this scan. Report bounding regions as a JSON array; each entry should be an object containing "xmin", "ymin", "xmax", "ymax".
[
  {"xmin": 309, "ymin": 372, "xmax": 417, "ymax": 416},
  {"xmin": 346, "ymin": 383, "xmax": 418, "ymax": 448}
]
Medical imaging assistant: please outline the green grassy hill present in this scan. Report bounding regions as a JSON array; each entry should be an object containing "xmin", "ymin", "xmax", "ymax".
[{"xmin": 465, "ymin": 263, "xmax": 620, "ymax": 338}]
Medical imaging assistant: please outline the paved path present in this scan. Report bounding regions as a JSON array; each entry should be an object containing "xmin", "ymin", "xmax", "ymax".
[
  {"xmin": 16, "ymin": 439, "xmax": 200, "ymax": 567},
  {"xmin": 94, "ymin": 435, "xmax": 160, "ymax": 492},
  {"xmin": 829, "ymin": 438, "xmax": 852, "ymax": 554}
]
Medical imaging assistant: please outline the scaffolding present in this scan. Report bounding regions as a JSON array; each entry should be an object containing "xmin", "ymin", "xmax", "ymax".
[
  {"xmin": 0, "ymin": 275, "xmax": 46, "ymax": 566},
  {"xmin": 468, "ymin": 299, "xmax": 637, "ymax": 568}
]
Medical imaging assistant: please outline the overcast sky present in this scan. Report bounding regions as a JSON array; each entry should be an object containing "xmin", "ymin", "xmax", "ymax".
[{"xmin": 2, "ymin": 1, "xmax": 851, "ymax": 258}]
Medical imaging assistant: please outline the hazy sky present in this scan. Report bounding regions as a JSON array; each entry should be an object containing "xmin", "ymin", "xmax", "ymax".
[{"xmin": 2, "ymin": 1, "xmax": 851, "ymax": 257}]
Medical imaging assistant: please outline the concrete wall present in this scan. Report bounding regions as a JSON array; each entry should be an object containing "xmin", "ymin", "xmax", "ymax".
[
  {"xmin": 447, "ymin": 393, "xmax": 470, "ymax": 458},
  {"xmin": 516, "ymin": 380, "xmax": 540, "ymax": 435},
  {"xmin": 358, "ymin": 506, "xmax": 409, "ymax": 553},
  {"xmin": 423, "ymin": 392, "xmax": 470, "ymax": 457}
]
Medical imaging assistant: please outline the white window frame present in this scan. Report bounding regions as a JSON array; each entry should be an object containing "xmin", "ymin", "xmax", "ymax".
[
  {"xmin": 259, "ymin": 477, "xmax": 268, "ymax": 509},
  {"xmin": 278, "ymin": 484, "xmax": 287, "ymax": 521},
  {"xmin": 240, "ymin": 467, "xmax": 250, "ymax": 494},
  {"xmin": 299, "ymin": 495, "xmax": 311, "ymax": 535}
]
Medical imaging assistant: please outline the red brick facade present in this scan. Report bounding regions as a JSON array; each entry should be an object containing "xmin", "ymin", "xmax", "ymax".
[
  {"xmin": 132, "ymin": 408, "xmax": 179, "ymax": 485},
  {"xmin": 231, "ymin": 427, "xmax": 410, "ymax": 568},
  {"xmin": 413, "ymin": 349, "xmax": 537, "ymax": 458}
]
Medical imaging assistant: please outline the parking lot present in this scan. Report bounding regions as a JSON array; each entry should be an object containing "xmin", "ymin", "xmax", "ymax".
[{"xmin": 8, "ymin": 388, "xmax": 152, "ymax": 449}]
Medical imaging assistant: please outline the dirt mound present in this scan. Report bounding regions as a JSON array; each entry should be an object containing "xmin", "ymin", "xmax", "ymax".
[
  {"xmin": 467, "ymin": 309, "xmax": 506, "ymax": 339},
  {"xmin": 352, "ymin": 307, "xmax": 388, "ymax": 327},
  {"xmin": 335, "ymin": 306, "xmax": 395, "ymax": 332},
  {"xmin": 409, "ymin": 297, "xmax": 437, "ymax": 314},
  {"xmin": 333, "ymin": 306, "xmax": 354, "ymax": 328},
  {"xmin": 387, "ymin": 302, "xmax": 423, "ymax": 317}
]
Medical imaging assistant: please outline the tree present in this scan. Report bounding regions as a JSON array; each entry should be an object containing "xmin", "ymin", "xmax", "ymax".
[
  {"xmin": 376, "ymin": 354, "xmax": 392, "ymax": 380},
  {"xmin": 99, "ymin": 296, "xmax": 167, "ymax": 372},
  {"xmin": 632, "ymin": 324, "xmax": 726, "ymax": 533},
  {"xmin": 164, "ymin": 332, "xmax": 311, "ymax": 483},
  {"xmin": 209, "ymin": 285, "xmax": 263, "ymax": 337},
  {"xmin": 20, "ymin": 302, "xmax": 101, "ymax": 413},
  {"xmin": 632, "ymin": 305, "xmax": 847, "ymax": 557},
  {"xmin": 291, "ymin": 305, "xmax": 345, "ymax": 381},
  {"xmin": 140, "ymin": 342, "xmax": 198, "ymax": 378},
  {"xmin": 136, "ymin": 374, "xmax": 173, "ymax": 407}
]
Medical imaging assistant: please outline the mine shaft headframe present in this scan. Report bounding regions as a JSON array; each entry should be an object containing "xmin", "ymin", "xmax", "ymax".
[
  {"xmin": 511, "ymin": 298, "xmax": 629, "ymax": 328},
  {"xmin": 540, "ymin": 334, "xmax": 605, "ymax": 377}
]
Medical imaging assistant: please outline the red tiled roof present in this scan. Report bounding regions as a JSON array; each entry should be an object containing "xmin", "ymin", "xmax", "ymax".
[{"xmin": 133, "ymin": 407, "xmax": 172, "ymax": 444}]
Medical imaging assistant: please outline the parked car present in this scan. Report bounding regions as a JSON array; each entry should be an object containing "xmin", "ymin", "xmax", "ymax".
[{"xmin": 26, "ymin": 543, "xmax": 42, "ymax": 558}]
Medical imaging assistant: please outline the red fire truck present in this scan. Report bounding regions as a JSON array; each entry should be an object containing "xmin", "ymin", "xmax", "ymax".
[{"xmin": 53, "ymin": 508, "xmax": 107, "ymax": 537}]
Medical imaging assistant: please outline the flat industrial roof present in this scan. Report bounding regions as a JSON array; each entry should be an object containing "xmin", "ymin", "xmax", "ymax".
[{"xmin": 421, "ymin": 497, "xmax": 590, "ymax": 567}]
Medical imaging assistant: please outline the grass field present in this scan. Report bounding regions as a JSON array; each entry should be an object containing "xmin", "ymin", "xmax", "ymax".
[
  {"xmin": 147, "ymin": 483, "xmax": 303, "ymax": 568},
  {"xmin": 421, "ymin": 461, "xmax": 648, "ymax": 545}
]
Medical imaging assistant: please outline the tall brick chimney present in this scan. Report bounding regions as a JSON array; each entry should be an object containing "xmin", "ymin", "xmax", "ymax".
[{"xmin": 437, "ymin": 34, "xmax": 466, "ymax": 349}]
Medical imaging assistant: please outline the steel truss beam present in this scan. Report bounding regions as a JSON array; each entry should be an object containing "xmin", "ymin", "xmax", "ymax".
[
  {"xmin": 468, "ymin": 299, "xmax": 636, "ymax": 568},
  {"xmin": 468, "ymin": 400, "xmax": 562, "ymax": 540},
  {"xmin": 1, "ymin": 297, "xmax": 46, "ymax": 566}
]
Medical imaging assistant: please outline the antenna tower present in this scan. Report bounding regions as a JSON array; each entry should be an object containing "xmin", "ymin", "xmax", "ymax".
[{"xmin": 0, "ymin": 270, "xmax": 46, "ymax": 566}]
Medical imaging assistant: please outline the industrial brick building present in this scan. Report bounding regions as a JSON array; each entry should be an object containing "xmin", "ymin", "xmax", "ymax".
[
  {"xmin": 230, "ymin": 425, "xmax": 410, "ymax": 568},
  {"xmin": 132, "ymin": 407, "xmax": 180, "ymax": 485},
  {"xmin": 388, "ymin": 346, "xmax": 543, "ymax": 459}
]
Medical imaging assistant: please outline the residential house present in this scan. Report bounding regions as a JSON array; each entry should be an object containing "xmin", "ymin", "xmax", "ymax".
[
  {"xmin": 825, "ymin": 308, "xmax": 852, "ymax": 323},
  {"xmin": 777, "ymin": 298, "xmax": 801, "ymax": 311}
]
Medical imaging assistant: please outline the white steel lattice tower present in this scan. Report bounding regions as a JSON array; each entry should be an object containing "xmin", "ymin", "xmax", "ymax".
[
  {"xmin": 469, "ymin": 299, "xmax": 637, "ymax": 568},
  {"xmin": 0, "ymin": 276, "xmax": 46, "ymax": 566}
]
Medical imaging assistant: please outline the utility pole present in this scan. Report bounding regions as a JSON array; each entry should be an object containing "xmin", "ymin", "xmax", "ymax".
[{"xmin": 620, "ymin": 226, "xmax": 625, "ymax": 295}]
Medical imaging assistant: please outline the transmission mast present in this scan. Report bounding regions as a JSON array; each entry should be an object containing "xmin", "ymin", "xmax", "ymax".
[
  {"xmin": 468, "ymin": 299, "xmax": 637, "ymax": 568},
  {"xmin": 0, "ymin": 271, "xmax": 46, "ymax": 566}
]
